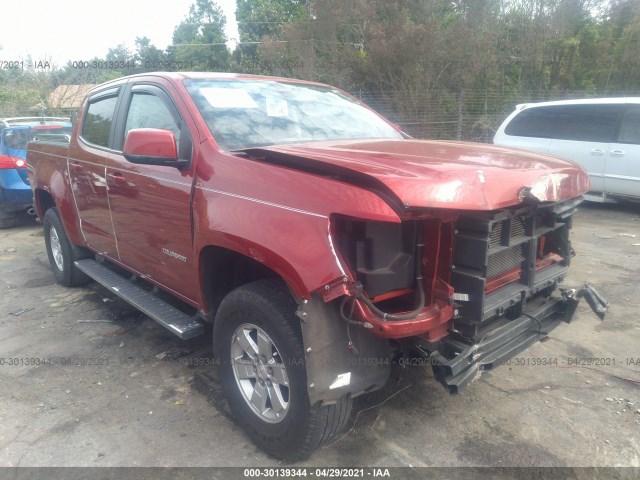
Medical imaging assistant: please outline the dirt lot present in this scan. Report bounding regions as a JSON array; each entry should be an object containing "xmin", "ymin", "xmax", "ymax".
[{"xmin": 0, "ymin": 203, "xmax": 639, "ymax": 468}]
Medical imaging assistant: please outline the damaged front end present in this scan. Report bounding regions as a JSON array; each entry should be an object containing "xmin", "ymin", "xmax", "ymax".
[
  {"xmin": 316, "ymin": 195, "xmax": 608, "ymax": 399},
  {"xmin": 428, "ymin": 282, "xmax": 608, "ymax": 393},
  {"xmin": 427, "ymin": 196, "xmax": 608, "ymax": 393}
]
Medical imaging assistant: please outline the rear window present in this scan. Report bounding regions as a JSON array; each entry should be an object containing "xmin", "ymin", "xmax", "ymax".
[
  {"xmin": 29, "ymin": 126, "xmax": 72, "ymax": 144},
  {"xmin": 2, "ymin": 129, "xmax": 31, "ymax": 150},
  {"xmin": 2, "ymin": 126, "xmax": 71, "ymax": 150},
  {"xmin": 505, "ymin": 104, "xmax": 623, "ymax": 143},
  {"xmin": 504, "ymin": 107, "xmax": 557, "ymax": 138}
]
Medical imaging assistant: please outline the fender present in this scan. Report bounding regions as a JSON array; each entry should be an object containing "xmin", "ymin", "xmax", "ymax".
[{"xmin": 192, "ymin": 144, "xmax": 404, "ymax": 302}]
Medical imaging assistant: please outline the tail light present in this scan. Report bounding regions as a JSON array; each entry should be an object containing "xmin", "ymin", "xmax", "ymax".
[{"xmin": 0, "ymin": 155, "xmax": 26, "ymax": 169}]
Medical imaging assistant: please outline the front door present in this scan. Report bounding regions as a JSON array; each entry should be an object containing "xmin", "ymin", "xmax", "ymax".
[{"xmin": 106, "ymin": 83, "xmax": 198, "ymax": 303}]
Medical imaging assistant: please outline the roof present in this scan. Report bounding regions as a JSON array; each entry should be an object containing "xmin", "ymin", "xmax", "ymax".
[
  {"xmin": 91, "ymin": 72, "xmax": 330, "ymax": 94},
  {"xmin": 516, "ymin": 97, "xmax": 640, "ymax": 110}
]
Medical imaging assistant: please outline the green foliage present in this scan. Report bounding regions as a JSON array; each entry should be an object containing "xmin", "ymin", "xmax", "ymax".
[
  {"xmin": 234, "ymin": 0, "xmax": 307, "ymax": 73},
  {"xmin": 3, "ymin": 0, "xmax": 640, "ymax": 131},
  {"xmin": 0, "ymin": 69, "xmax": 41, "ymax": 116},
  {"xmin": 0, "ymin": 0, "xmax": 231, "ymax": 116},
  {"xmin": 134, "ymin": 37, "xmax": 169, "ymax": 72},
  {"xmin": 225, "ymin": 0, "xmax": 640, "ymax": 139},
  {"xmin": 170, "ymin": 0, "xmax": 230, "ymax": 71}
]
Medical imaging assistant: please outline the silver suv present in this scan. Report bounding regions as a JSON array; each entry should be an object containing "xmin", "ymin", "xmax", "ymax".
[{"xmin": 494, "ymin": 98, "xmax": 640, "ymax": 202}]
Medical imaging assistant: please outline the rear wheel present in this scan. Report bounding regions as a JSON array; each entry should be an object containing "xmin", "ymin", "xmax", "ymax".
[
  {"xmin": 43, "ymin": 208, "xmax": 91, "ymax": 287},
  {"xmin": 213, "ymin": 279, "xmax": 352, "ymax": 461}
]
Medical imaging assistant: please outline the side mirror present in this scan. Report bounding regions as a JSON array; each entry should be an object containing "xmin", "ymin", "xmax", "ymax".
[{"xmin": 123, "ymin": 128, "xmax": 188, "ymax": 168}]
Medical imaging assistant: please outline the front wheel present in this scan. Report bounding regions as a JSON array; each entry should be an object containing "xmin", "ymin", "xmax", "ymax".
[
  {"xmin": 43, "ymin": 208, "xmax": 91, "ymax": 287},
  {"xmin": 213, "ymin": 279, "xmax": 352, "ymax": 461}
]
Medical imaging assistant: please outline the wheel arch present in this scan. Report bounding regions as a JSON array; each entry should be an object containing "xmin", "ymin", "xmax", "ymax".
[
  {"xmin": 34, "ymin": 185, "xmax": 85, "ymax": 246},
  {"xmin": 198, "ymin": 243, "xmax": 307, "ymax": 321},
  {"xmin": 34, "ymin": 187, "xmax": 55, "ymax": 219}
]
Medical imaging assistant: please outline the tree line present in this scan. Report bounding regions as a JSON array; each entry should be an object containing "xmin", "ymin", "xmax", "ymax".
[{"xmin": 1, "ymin": 0, "xmax": 639, "ymax": 139}]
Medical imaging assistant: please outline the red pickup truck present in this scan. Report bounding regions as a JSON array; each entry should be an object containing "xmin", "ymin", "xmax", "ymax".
[{"xmin": 27, "ymin": 72, "xmax": 606, "ymax": 461}]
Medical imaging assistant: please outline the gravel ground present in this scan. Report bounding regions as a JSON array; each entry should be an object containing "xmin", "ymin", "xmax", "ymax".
[{"xmin": 0, "ymin": 202, "xmax": 639, "ymax": 468}]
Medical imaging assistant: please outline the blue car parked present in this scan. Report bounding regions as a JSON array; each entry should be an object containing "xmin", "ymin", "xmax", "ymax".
[{"xmin": 0, "ymin": 117, "xmax": 71, "ymax": 228}]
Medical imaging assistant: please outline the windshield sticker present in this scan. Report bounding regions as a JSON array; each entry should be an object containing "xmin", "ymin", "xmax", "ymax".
[
  {"xmin": 266, "ymin": 97, "xmax": 289, "ymax": 117},
  {"xmin": 200, "ymin": 88, "xmax": 259, "ymax": 109}
]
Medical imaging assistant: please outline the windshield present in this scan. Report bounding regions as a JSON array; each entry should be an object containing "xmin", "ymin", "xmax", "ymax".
[{"xmin": 185, "ymin": 79, "xmax": 402, "ymax": 151}]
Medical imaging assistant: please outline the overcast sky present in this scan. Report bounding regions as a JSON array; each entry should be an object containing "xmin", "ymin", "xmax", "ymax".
[{"xmin": 0, "ymin": 0, "xmax": 239, "ymax": 66}]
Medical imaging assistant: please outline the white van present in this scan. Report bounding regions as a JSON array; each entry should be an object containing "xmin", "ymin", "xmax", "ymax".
[{"xmin": 494, "ymin": 98, "xmax": 640, "ymax": 202}]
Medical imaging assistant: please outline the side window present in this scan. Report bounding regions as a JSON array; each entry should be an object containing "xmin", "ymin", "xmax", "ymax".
[
  {"xmin": 504, "ymin": 107, "xmax": 557, "ymax": 138},
  {"xmin": 124, "ymin": 93, "xmax": 180, "ymax": 144},
  {"xmin": 82, "ymin": 95, "xmax": 118, "ymax": 147},
  {"xmin": 552, "ymin": 104, "xmax": 621, "ymax": 143},
  {"xmin": 617, "ymin": 106, "xmax": 640, "ymax": 144}
]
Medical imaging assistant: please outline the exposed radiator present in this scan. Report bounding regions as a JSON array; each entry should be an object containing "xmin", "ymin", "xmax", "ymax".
[{"xmin": 449, "ymin": 198, "xmax": 581, "ymax": 340}]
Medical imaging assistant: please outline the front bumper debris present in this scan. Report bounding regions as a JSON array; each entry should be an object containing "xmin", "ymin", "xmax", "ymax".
[
  {"xmin": 429, "ymin": 284, "xmax": 608, "ymax": 394},
  {"xmin": 573, "ymin": 282, "xmax": 609, "ymax": 320}
]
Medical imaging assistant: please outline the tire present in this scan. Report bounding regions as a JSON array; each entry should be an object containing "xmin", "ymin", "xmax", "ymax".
[
  {"xmin": 43, "ymin": 208, "xmax": 92, "ymax": 287},
  {"xmin": 213, "ymin": 279, "xmax": 352, "ymax": 462}
]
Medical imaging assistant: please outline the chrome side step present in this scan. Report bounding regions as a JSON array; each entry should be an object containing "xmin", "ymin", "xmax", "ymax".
[{"xmin": 74, "ymin": 259, "xmax": 204, "ymax": 339}]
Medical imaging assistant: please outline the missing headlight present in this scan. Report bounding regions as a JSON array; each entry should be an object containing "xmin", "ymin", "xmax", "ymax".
[{"xmin": 333, "ymin": 217, "xmax": 419, "ymax": 298}]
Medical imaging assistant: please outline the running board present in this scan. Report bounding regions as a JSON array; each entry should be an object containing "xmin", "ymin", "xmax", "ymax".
[{"xmin": 74, "ymin": 259, "xmax": 204, "ymax": 339}]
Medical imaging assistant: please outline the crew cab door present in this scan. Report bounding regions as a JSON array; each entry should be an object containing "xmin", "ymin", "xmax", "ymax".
[
  {"xmin": 69, "ymin": 88, "xmax": 120, "ymax": 258},
  {"xmin": 107, "ymin": 82, "xmax": 198, "ymax": 303},
  {"xmin": 604, "ymin": 104, "xmax": 640, "ymax": 198}
]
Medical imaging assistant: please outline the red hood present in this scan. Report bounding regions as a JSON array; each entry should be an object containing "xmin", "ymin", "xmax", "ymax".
[{"xmin": 244, "ymin": 139, "xmax": 590, "ymax": 211}]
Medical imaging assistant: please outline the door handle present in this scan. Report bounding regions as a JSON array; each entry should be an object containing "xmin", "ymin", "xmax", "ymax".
[
  {"xmin": 107, "ymin": 172, "xmax": 127, "ymax": 186},
  {"xmin": 590, "ymin": 149, "xmax": 605, "ymax": 156},
  {"xmin": 609, "ymin": 150, "xmax": 625, "ymax": 157}
]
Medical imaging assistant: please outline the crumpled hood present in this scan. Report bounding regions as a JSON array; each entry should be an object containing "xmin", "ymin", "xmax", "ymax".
[{"xmin": 241, "ymin": 139, "xmax": 591, "ymax": 211}]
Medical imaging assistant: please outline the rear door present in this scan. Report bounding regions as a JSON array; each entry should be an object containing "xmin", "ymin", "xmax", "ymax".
[
  {"xmin": 106, "ymin": 81, "xmax": 198, "ymax": 303},
  {"xmin": 604, "ymin": 104, "xmax": 640, "ymax": 198},
  {"xmin": 548, "ymin": 104, "xmax": 623, "ymax": 194},
  {"xmin": 69, "ymin": 87, "xmax": 122, "ymax": 258}
]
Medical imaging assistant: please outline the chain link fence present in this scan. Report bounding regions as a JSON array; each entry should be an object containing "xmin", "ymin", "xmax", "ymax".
[{"xmin": 355, "ymin": 89, "xmax": 640, "ymax": 143}]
